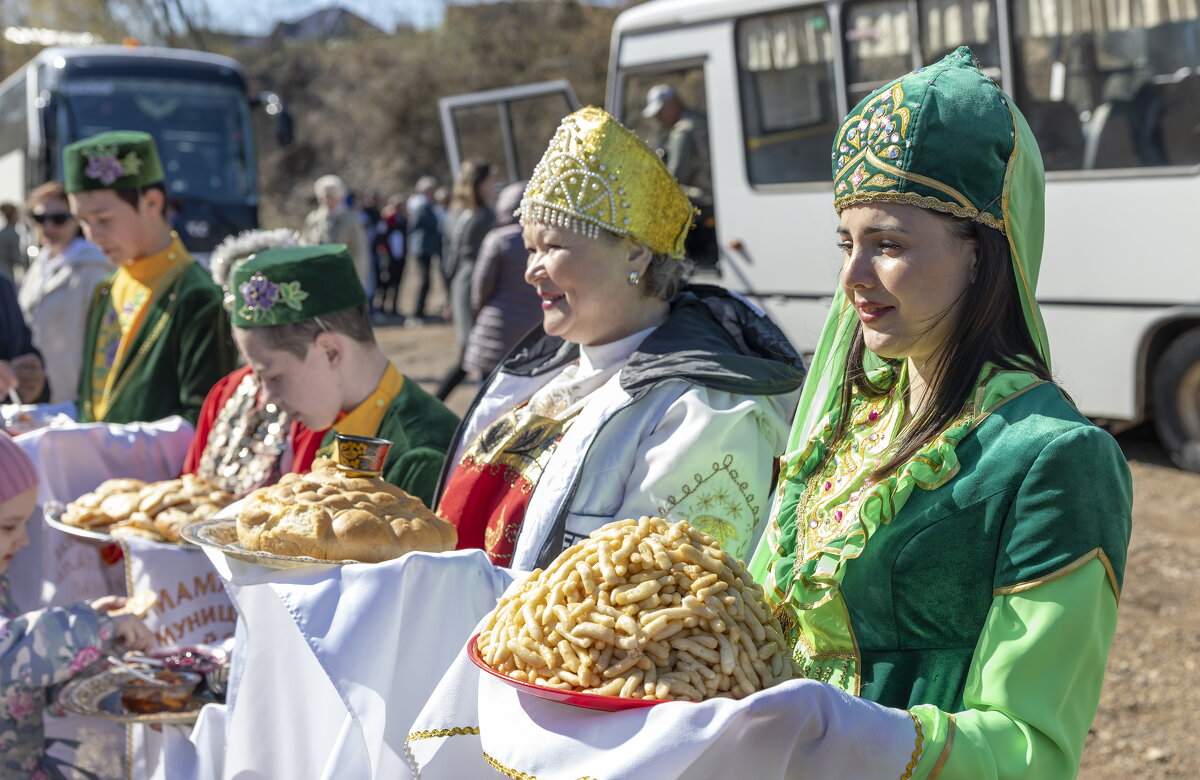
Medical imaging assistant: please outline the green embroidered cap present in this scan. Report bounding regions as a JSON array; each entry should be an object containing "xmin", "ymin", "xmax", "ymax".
[
  {"xmin": 63, "ymin": 130, "xmax": 165, "ymax": 193},
  {"xmin": 833, "ymin": 46, "xmax": 1015, "ymax": 232},
  {"xmin": 230, "ymin": 244, "xmax": 367, "ymax": 328}
]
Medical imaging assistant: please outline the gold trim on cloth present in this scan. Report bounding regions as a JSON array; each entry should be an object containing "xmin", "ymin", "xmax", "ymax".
[
  {"xmin": 482, "ymin": 753, "xmax": 538, "ymax": 780},
  {"xmin": 928, "ymin": 712, "xmax": 956, "ymax": 779},
  {"xmin": 519, "ymin": 106, "xmax": 694, "ymax": 258},
  {"xmin": 481, "ymin": 751, "xmax": 598, "ymax": 780},
  {"xmin": 406, "ymin": 725, "xmax": 480, "ymax": 742},
  {"xmin": 901, "ymin": 711, "xmax": 925, "ymax": 780},
  {"xmin": 992, "ymin": 547, "xmax": 1121, "ymax": 601},
  {"xmin": 830, "ymin": 78, "xmax": 1007, "ymax": 233},
  {"xmin": 403, "ymin": 724, "xmax": 480, "ymax": 779}
]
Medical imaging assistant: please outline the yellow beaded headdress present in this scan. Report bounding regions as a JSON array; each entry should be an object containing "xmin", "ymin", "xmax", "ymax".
[{"xmin": 519, "ymin": 106, "xmax": 695, "ymax": 259}]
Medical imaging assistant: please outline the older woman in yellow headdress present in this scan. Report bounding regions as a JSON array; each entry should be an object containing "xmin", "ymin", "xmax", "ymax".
[{"xmin": 435, "ymin": 107, "xmax": 805, "ymax": 571}]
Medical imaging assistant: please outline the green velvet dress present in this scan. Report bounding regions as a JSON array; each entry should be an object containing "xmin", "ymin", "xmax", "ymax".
[
  {"xmin": 77, "ymin": 260, "xmax": 236, "ymax": 426},
  {"xmin": 842, "ymin": 380, "xmax": 1130, "ymax": 711},
  {"xmin": 754, "ymin": 368, "xmax": 1132, "ymax": 778}
]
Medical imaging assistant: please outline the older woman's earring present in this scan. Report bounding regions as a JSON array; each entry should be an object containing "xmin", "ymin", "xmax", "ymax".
[{"xmin": 628, "ymin": 271, "xmax": 640, "ymax": 286}]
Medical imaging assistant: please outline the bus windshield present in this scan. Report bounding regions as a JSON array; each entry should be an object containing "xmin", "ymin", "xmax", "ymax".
[{"xmin": 54, "ymin": 75, "xmax": 256, "ymax": 205}]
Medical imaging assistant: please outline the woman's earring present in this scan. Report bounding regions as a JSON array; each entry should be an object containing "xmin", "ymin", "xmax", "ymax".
[{"xmin": 628, "ymin": 270, "xmax": 640, "ymax": 286}]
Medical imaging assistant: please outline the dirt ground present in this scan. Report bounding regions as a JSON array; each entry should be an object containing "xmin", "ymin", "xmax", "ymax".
[{"xmin": 379, "ymin": 269, "xmax": 1199, "ymax": 778}]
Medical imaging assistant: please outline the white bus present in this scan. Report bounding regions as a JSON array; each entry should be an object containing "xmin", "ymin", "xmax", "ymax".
[{"xmin": 606, "ymin": 0, "xmax": 1200, "ymax": 468}]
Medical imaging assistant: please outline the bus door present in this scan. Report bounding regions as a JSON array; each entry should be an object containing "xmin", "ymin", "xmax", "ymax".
[
  {"xmin": 615, "ymin": 62, "xmax": 717, "ymax": 270},
  {"xmin": 438, "ymin": 81, "xmax": 580, "ymax": 186},
  {"xmin": 611, "ymin": 6, "xmax": 845, "ymax": 356}
]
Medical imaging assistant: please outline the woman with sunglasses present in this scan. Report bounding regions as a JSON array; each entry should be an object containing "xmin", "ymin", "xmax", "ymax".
[{"xmin": 17, "ymin": 181, "xmax": 113, "ymax": 404}]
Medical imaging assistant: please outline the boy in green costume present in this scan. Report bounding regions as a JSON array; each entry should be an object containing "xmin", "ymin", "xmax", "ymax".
[
  {"xmin": 66, "ymin": 131, "xmax": 235, "ymax": 424},
  {"xmin": 228, "ymin": 244, "xmax": 459, "ymax": 505}
]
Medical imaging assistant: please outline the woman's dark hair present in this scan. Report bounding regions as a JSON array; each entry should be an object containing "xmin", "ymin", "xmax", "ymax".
[
  {"xmin": 827, "ymin": 214, "xmax": 1052, "ymax": 480},
  {"xmin": 449, "ymin": 160, "xmax": 493, "ymax": 212}
]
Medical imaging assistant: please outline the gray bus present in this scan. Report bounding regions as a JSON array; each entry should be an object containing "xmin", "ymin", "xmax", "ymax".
[{"xmin": 0, "ymin": 45, "xmax": 290, "ymax": 257}]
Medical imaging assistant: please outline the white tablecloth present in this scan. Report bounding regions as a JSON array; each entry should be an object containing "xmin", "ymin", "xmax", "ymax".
[
  {"xmin": 9, "ymin": 416, "xmax": 195, "ymax": 608},
  {"xmin": 153, "ymin": 548, "xmax": 512, "ymax": 779},
  {"xmin": 408, "ymin": 643, "xmax": 920, "ymax": 780},
  {"xmin": 151, "ymin": 546, "xmax": 925, "ymax": 780},
  {"xmin": 9, "ymin": 416, "xmax": 195, "ymax": 780}
]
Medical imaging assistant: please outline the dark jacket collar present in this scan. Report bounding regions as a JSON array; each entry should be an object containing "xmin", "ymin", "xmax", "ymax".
[{"xmin": 498, "ymin": 284, "xmax": 805, "ymax": 397}]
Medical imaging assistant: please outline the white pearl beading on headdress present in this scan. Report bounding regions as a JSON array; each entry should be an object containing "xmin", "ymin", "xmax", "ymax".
[{"xmin": 520, "ymin": 115, "xmax": 635, "ymax": 242}]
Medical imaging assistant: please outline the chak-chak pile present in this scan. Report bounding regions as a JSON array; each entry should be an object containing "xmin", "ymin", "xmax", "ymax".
[{"xmin": 476, "ymin": 516, "xmax": 798, "ymax": 701}]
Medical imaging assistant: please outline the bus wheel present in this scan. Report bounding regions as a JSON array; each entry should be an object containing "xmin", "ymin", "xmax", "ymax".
[{"xmin": 1153, "ymin": 329, "xmax": 1200, "ymax": 472}]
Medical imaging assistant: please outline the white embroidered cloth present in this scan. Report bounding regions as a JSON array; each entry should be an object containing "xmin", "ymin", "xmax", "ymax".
[
  {"xmin": 151, "ymin": 548, "xmax": 513, "ymax": 779},
  {"xmin": 406, "ymin": 584, "xmax": 921, "ymax": 780},
  {"xmin": 8, "ymin": 415, "xmax": 194, "ymax": 780}
]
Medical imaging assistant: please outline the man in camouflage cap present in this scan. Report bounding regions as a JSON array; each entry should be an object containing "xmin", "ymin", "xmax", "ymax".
[{"xmin": 65, "ymin": 130, "xmax": 235, "ymax": 424}]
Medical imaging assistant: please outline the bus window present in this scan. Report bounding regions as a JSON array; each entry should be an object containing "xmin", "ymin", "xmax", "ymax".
[
  {"xmin": 919, "ymin": 0, "xmax": 1000, "ymax": 73},
  {"xmin": 0, "ymin": 74, "xmax": 28, "ymax": 161},
  {"xmin": 735, "ymin": 8, "xmax": 837, "ymax": 185},
  {"xmin": 449, "ymin": 102, "xmax": 516, "ymax": 181},
  {"xmin": 1012, "ymin": 0, "xmax": 1200, "ymax": 170},
  {"xmin": 845, "ymin": 1, "xmax": 915, "ymax": 104},
  {"xmin": 846, "ymin": 0, "xmax": 1001, "ymax": 105},
  {"xmin": 56, "ymin": 77, "xmax": 255, "ymax": 204}
]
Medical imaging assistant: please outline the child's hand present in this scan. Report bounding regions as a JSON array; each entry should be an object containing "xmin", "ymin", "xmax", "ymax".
[
  {"xmin": 113, "ymin": 614, "xmax": 155, "ymax": 652},
  {"xmin": 90, "ymin": 595, "xmax": 127, "ymax": 613}
]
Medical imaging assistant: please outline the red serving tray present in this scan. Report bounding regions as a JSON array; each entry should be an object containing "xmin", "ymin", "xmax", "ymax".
[{"xmin": 466, "ymin": 634, "xmax": 673, "ymax": 712}]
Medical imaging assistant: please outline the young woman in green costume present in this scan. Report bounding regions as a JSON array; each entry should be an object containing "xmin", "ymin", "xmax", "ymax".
[{"xmin": 748, "ymin": 47, "xmax": 1132, "ymax": 778}]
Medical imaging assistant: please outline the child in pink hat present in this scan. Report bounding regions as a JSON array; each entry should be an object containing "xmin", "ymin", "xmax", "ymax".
[{"xmin": 0, "ymin": 433, "xmax": 155, "ymax": 776}]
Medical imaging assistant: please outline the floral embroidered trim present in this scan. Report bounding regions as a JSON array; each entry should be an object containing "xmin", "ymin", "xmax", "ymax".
[
  {"xmin": 901, "ymin": 711, "xmax": 925, "ymax": 780},
  {"xmin": 658, "ymin": 453, "xmax": 759, "ymax": 553},
  {"xmin": 84, "ymin": 146, "xmax": 143, "ymax": 185},
  {"xmin": 659, "ymin": 453, "xmax": 759, "ymax": 520},
  {"xmin": 831, "ymin": 77, "xmax": 1008, "ymax": 233}
]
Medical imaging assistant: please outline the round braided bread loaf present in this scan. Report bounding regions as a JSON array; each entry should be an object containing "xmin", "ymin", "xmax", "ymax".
[{"xmin": 236, "ymin": 458, "xmax": 456, "ymax": 562}]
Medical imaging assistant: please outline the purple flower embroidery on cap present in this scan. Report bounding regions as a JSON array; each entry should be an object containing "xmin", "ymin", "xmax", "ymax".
[
  {"xmin": 240, "ymin": 272, "xmax": 279, "ymax": 313},
  {"xmin": 84, "ymin": 154, "xmax": 125, "ymax": 186},
  {"xmin": 239, "ymin": 273, "xmax": 309, "ymax": 323},
  {"xmin": 83, "ymin": 148, "xmax": 144, "ymax": 186}
]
